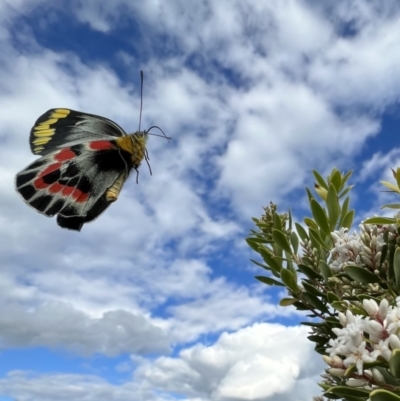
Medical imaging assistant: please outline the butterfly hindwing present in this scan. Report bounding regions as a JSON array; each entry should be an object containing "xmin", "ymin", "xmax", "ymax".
[
  {"xmin": 30, "ymin": 108, "xmax": 127, "ymax": 156},
  {"xmin": 16, "ymin": 140, "xmax": 132, "ymax": 231}
]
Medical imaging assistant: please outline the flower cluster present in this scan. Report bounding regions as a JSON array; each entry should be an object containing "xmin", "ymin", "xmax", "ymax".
[
  {"xmin": 330, "ymin": 225, "xmax": 387, "ymax": 272},
  {"xmin": 326, "ymin": 298, "xmax": 400, "ymax": 375}
]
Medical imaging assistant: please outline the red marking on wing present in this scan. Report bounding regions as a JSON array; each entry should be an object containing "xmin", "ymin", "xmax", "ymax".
[
  {"xmin": 89, "ymin": 141, "xmax": 114, "ymax": 150},
  {"xmin": 39, "ymin": 162, "xmax": 62, "ymax": 177},
  {"xmin": 74, "ymin": 190, "xmax": 89, "ymax": 203},
  {"xmin": 33, "ymin": 178, "xmax": 48, "ymax": 189},
  {"xmin": 60, "ymin": 186, "xmax": 89, "ymax": 203},
  {"xmin": 33, "ymin": 162, "xmax": 62, "ymax": 189},
  {"xmin": 49, "ymin": 183, "xmax": 63, "ymax": 193},
  {"xmin": 55, "ymin": 148, "xmax": 76, "ymax": 161}
]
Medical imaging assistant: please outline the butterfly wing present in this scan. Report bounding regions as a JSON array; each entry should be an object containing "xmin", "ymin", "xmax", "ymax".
[
  {"xmin": 15, "ymin": 141, "xmax": 131, "ymax": 231},
  {"xmin": 30, "ymin": 108, "xmax": 127, "ymax": 156}
]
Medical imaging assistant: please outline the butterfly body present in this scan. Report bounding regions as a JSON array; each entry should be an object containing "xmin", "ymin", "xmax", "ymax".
[{"xmin": 16, "ymin": 108, "xmax": 149, "ymax": 231}]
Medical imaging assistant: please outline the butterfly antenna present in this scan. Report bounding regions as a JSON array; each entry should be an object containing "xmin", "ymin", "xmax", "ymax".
[
  {"xmin": 147, "ymin": 125, "xmax": 172, "ymax": 142},
  {"xmin": 139, "ymin": 70, "xmax": 144, "ymax": 132}
]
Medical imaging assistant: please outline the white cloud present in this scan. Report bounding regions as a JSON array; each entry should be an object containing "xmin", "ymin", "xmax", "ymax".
[
  {"xmin": 0, "ymin": 324, "xmax": 324, "ymax": 401},
  {"xmin": 136, "ymin": 323, "xmax": 324, "ymax": 401},
  {"xmin": 0, "ymin": 302, "xmax": 169, "ymax": 356}
]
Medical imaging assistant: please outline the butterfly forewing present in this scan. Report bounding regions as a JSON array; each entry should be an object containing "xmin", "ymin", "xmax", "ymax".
[{"xmin": 30, "ymin": 108, "xmax": 127, "ymax": 156}]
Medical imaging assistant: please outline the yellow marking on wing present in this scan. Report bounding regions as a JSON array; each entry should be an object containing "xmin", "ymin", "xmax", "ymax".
[
  {"xmin": 51, "ymin": 109, "xmax": 70, "ymax": 119},
  {"xmin": 38, "ymin": 118, "xmax": 58, "ymax": 126},
  {"xmin": 115, "ymin": 133, "xmax": 147, "ymax": 166},
  {"xmin": 33, "ymin": 137, "xmax": 51, "ymax": 145},
  {"xmin": 34, "ymin": 125, "xmax": 51, "ymax": 131},
  {"xmin": 34, "ymin": 146, "xmax": 45, "ymax": 153},
  {"xmin": 33, "ymin": 129, "xmax": 55, "ymax": 137}
]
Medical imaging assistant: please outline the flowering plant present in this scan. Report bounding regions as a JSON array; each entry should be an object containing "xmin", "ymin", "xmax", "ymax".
[{"xmin": 247, "ymin": 168, "xmax": 400, "ymax": 401}]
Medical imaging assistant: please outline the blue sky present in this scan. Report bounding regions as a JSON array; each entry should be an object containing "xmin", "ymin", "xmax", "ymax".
[{"xmin": 1, "ymin": 1, "xmax": 400, "ymax": 400}]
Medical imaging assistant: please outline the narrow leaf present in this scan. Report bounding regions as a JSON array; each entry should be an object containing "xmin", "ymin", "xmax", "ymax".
[
  {"xmin": 394, "ymin": 247, "xmax": 400, "ymax": 292},
  {"xmin": 363, "ymin": 217, "xmax": 397, "ymax": 225},
  {"xmin": 344, "ymin": 265, "xmax": 380, "ymax": 283},
  {"xmin": 341, "ymin": 209, "xmax": 354, "ymax": 229},
  {"xmin": 382, "ymin": 203, "xmax": 400, "ymax": 209},
  {"xmin": 326, "ymin": 184, "xmax": 339, "ymax": 229},
  {"xmin": 290, "ymin": 231, "xmax": 299, "ymax": 254},
  {"xmin": 313, "ymin": 170, "xmax": 328, "ymax": 189},
  {"xmin": 250, "ymin": 259, "xmax": 270, "ymax": 271},
  {"xmin": 272, "ymin": 229, "xmax": 292, "ymax": 253},
  {"xmin": 330, "ymin": 169, "xmax": 342, "ymax": 193},
  {"xmin": 280, "ymin": 268, "xmax": 298, "ymax": 293},
  {"xmin": 255, "ymin": 276, "xmax": 285, "ymax": 286},
  {"xmin": 390, "ymin": 349, "xmax": 400, "ymax": 379},
  {"xmin": 279, "ymin": 297, "xmax": 298, "ymax": 306},
  {"xmin": 319, "ymin": 260, "xmax": 332, "ymax": 281},
  {"xmin": 295, "ymin": 223, "xmax": 309, "ymax": 241},
  {"xmin": 370, "ymin": 389, "xmax": 400, "ymax": 401},
  {"xmin": 310, "ymin": 199, "xmax": 331, "ymax": 236}
]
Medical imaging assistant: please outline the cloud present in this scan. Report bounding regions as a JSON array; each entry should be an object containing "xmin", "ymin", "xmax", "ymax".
[
  {"xmin": 136, "ymin": 323, "xmax": 324, "ymax": 401},
  {"xmin": 0, "ymin": 302, "xmax": 169, "ymax": 356},
  {"xmin": 0, "ymin": 324, "xmax": 324, "ymax": 401}
]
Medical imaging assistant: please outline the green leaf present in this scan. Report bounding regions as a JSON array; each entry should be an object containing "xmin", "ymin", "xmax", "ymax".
[
  {"xmin": 363, "ymin": 217, "xmax": 397, "ymax": 225},
  {"xmin": 338, "ymin": 185, "xmax": 354, "ymax": 199},
  {"xmin": 307, "ymin": 335, "xmax": 326, "ymax": 344},
  {"xmin": 273, "ymin": 212, "xmax": 282, "ymax": 231},
  {"xmin": 341, "ymin": 170, "xmax": 353, "ymax": 187},
  {"xmin": 288, "ymin": 209, "xmax": 292, "ymax": 230},
  {"xmin": 304, "ymin": 217, "xmax": 319, "ymax": 230},
  {"xmin": 331, "ymin": 300, "xmax": 348, "ymax": 312},
  {"xmin": 310, "ymin": 199, "xmax": 331, "ymax": 236},
  {"xmin": 342, "ymin": 209, "xmax": 354, "ymax": 229},
  {"xmin": 295, "ymin": 222, "xmax": 309, "ymax": 241},
  {"xmin": 302, "ymin": 292, "xmax": 329, "ymax": 313},
  {"xmin": 370, "ymin": 389, "xmax": 400, "ymax": 401},
  {"xmin": 297, "ymin": 264, "xmax": 322, "ymax": 280},
  {"xmin": 290, "ymin": 231, "xmax": 299, "ymax": 254},
  {"xmin": 319, "ymin": 260, "xmax": 333, "ymax": 281},
  {"xmin": 327, "ymin": 292, "xmax": 340, "ymax": 303},
  {"xmin": 255, "ymin": 276, "xmax": 285, "ymax": 286},
  {"xmin": 302, "ymin": 281, "xmax": 325, "ymax": 297},
  {"xmin": 313, "ymin": 170, "xmax": 328, "ymax": 189},
  {"xmin": 325, "ymin": 385, "xmax": 371, "ymax": 398},
  {"xmin": 306, "ymin": 187, "xmax": 314, "ymax": 203},
  {"xmin": 394, "ymin": 248, "xmax": 400, "ymax": 292},
  {"xmin": 327, "ymin": 184, "xmax": 340, "ymax": 230},
  {"xmin": 272, "ymin": 229, "xmax": 292, "ymax": 253},
  {"xmin": 330, "ymin": 169, "xmax": 342, "ymax": 193},
  {"xmin": 280, "ymin": 268, "xmax": 298, "ymax": 293},
  {"xmin": 339, "ymin": 196, "xmax": 350, "ymax": 226},
  {"xmin": 373, "ymin": 366, "xmax": 400, "ymax": 386},
  {"xmin": 250, "ymin": 259, "xmax": 270, "ymax": 271},
  {"xmin": 258, "ymin": 246, "xmax": 282, "ymax": 273},
  {"xmin": 390, "ymin": 348, "xmax": 400, "ymax": 378},
  {"xmin": 382, "ymin": 203, "xmax": 400, "ymax": 209},
  {"xmin": 246, "ymin": 238, "xmax": 260, "ymax": 252},
  {"xmin": 344, "ymin": 265, "xmax": 381, "ymax": 283},
  {"xmin": 279, "ymin": 297, "xmax": 298, "ymax": 306},
  {"xmin": 395, "ymin": 167, "xmax": 400, "ymax": 190},
  {"xmin": 309, "ymin": 227, "xmax": 329, "ymax": 250}
]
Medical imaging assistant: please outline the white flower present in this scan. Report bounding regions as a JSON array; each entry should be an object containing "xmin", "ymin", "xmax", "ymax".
[
  {"xmin": 389, "ymin": 334, "xmax": 400, "ymax": 350},
  {"xmin": 371, "ymin": 339, "xmax": 391, "ymax": 361},
  {"xmin": 363, "ymin": 299, "xmax": 378, "ymax": 318},
  {"xmin": 343, "ymin": 341, "xmax": 375, "ymax": 374}
]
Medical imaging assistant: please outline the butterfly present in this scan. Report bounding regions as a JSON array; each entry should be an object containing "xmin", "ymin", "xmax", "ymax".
[{"xmin": 15, "ymin": 74, "xmax": 169, "ymax": 232}]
